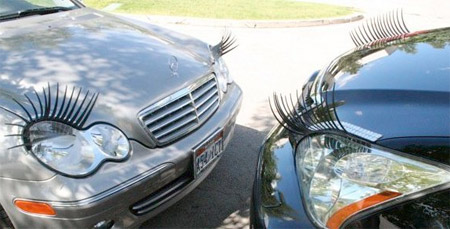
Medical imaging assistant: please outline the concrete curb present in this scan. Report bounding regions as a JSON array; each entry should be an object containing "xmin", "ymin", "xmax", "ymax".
[{"xmin": 137, "ymin": 13, "xmax": 364, "ymax": 28}]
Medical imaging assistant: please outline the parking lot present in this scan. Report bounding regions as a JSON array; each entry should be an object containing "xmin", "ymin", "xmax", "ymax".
[{"xmin": 136, "ymin": 0, "xmax": 450, "ymax": 227}]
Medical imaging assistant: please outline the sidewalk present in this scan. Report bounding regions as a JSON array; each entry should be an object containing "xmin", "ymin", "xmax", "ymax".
[
  {"xmin": 143, "ymin": 13, "xmax": 363, "ymax": 28},
  {"xmin": 121, "ymin": 13, "xmax": 363, "ymax": 29},
  {"xmin": 298, "ymin": 0, "xmax": 450, "ymax": 31}
]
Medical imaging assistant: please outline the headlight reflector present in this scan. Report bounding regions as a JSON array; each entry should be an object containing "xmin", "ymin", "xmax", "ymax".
[
  {"xmin": 90, "ymin": 124, "xmax": 129, "ymax": 158},
  {"xmin": 29, "ymin": 121, "xmax": 130, "ymax": 177},
  {"xmin": 296, "ymin": 134, "xmax": 450, "ymax": 229},
  {"xmin": 334, "ymin": 153, "xmax": 404, "ymax": 185},
  {"xmin": 215, "ymin": 57, "xmax": 232, "ymax": 93}
]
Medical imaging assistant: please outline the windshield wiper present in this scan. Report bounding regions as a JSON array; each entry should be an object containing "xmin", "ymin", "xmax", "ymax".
[{"xmin": 0, "ymin": 6, "xmax": 73, "ymax": 21}]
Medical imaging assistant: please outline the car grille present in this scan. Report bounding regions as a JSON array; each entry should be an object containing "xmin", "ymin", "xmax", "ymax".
[{"xmin": 138, "ymin": 74, "xmax": 220, "ymax": 145}]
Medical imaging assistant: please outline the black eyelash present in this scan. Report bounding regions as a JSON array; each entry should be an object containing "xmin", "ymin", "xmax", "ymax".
[
  {"xmin": 211, "ymin": 31, "xmax": 238, "ymax": 57},
  {"xmin": 350, "ymin": 9, "xmax": 409, "ymax": 47},
  {"xmin": 1, "ymin": 83, "xmax": 99, "ymax": 150},
  {"xmin": 269, "ymin": 81, "xmax": 346, "ymax": 135},
  {"xmin": 272, "ymin": 11, "xmax": 410, "ymax": 137},
  {"xmin": 219, "ymin": 32, "xmax": 238, "ymax": 56}
]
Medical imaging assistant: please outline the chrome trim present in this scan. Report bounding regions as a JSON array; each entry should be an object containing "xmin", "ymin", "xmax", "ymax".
[
  {"xmin": 189, "ymin": 92, "xmax": 201, "ymax": 123},
  {"xmin": 149, "ymin": 107, "xmax": 196, "ymax": 132},
  {"xmin": 139, "ymin": 88, "xmax": 191, "ymax": 118},
  {"xmin": 138, "ymin": 74, "xmax": 220, "ymax": 145},
  {"xmin": 341, "ymin": 121, "xmax": 383, "ymax": 142},
  {"xmin": 310, "ymin": 121, "xmax": 383, "ymax": 142},
  {"xmin": 155, "ymin": 115, "xmax": 197, "ymax": 139},
  {"xmin": 198, "ymin": 98, "xmax": 219, "ymax": 116},
  {"xmin": 144, "ymin": 98, "xmax": 192, "ymax": 126}
]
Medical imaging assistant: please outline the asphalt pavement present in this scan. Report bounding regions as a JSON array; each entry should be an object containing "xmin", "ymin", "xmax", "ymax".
[
  {"xmin": 140, "ymin": 22, "xmax": 354, "ymax": 229},
  {"xmin": 137, "ymin": 0, "xmax": 450, "ymax": 228}
]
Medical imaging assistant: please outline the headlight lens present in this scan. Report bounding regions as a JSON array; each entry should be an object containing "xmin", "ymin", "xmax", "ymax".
[
  {"xmin": 29, "ymin": 121, "xmax": 130, "ymax": 177},
  {"xmin": 215, "ymin": 57, "xmax": 233, "ymax": 93},
  {"xmin": 296, "ymin": 134, "xmax": 450, "ymax": 229},
  {"xmin": 90, "ymin": 125, "xmax": 129, "ymax": 158}
]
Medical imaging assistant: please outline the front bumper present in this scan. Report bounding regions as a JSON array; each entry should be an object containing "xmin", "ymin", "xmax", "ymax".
[
  {"xmin": 250, "ymin": 125, "xmax": 314, "ymax": 229},
  {"xmin": 0, "ymin": 84, "xmax": 242, "ymax": 228}
]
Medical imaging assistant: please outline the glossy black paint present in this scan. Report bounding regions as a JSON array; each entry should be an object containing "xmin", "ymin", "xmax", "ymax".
[
  {"xmin": 331, "ymin": 28, "xmax": 450, "ymax": 141},
  {"xmin": 269, "ymin": 28, "xmax": 450, "ymax": 144},
  {"xmin": 251, "ymin": 126, "xmax": 314, "ymax": 229},
  {"xmin": 378, "ymin": 137, "xmax": 450, "ymax": 166},
  {"xmin": 252, "ymin": 28, "xmax": 450, "ymax": 229}
]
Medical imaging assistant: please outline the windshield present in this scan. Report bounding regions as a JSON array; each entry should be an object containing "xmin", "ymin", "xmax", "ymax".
[{"xmin": 0, "ymin": 0, "xmax": 79, "ymax": 18}]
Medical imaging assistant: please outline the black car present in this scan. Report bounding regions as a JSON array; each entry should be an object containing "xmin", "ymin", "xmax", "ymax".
[{"xmin": 251, "ymin": 19, "xmax": 450, "ymax": 229}]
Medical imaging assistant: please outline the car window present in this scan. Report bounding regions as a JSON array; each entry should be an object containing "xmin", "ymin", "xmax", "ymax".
[{"xmin": 0, "ymin": 0, "xmax": 78, "ymax": 19}]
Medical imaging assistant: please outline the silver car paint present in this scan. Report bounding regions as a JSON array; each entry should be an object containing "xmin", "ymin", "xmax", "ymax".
[
  {"xmin": 0, "ymin": 83, "xmax": 241, "ymax": 228},
  {"xmin": 0, "ymin": 6, "xmax": 243, "ymax": 228},
  {"xmin": 0, "ymin": 8, "xmax": 221, "ymax": 180}
]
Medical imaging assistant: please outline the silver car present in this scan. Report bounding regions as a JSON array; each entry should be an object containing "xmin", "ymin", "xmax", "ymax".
[{"xmin": 0, "ymin": 0, "xmax": 242, "ymax": 228}]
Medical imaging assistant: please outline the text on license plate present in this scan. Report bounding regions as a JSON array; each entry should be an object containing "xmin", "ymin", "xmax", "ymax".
[{"xmin": 194, "ymin": 131, "xmax": 224, "ymax": 176}]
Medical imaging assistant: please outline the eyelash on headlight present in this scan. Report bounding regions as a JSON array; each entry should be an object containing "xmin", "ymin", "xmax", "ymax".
[
  {"xmin": 270, "ymin": 75, "xmax": 383, "ymax": 142},
  {"xmin": 219, "ymin": 32, "xmax": 238, "ymax": 56},
  {"xmin": 211, "ymin": 31, "xmax": 238, "ymax": 57},
  {"xmin": 350, "ymin": 9, "xmax": 410, "ymax": 48},
  {"xmin": 1, "ymin": 83, "xmax": 99, "ymax": 149},
  {"xmin": 269, "ymin": 81, "xmax": 346, "ymax": 135},
  {"xmin": 270, "ymin": 11, "xmax": 411, "ymax": 141}
]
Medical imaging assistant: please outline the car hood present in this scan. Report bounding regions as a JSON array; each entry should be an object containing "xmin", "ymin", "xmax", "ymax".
[
  {"xmin": 317, "ymin": 28, "xmax": 450, "ymax": 161},
  {"xmin": 0, "ymin": 8, "xmax": 214, "ymax": 147}
]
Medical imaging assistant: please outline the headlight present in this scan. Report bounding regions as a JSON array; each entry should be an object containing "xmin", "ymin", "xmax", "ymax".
[
  {"xmin": 296, "ymin": 134, "xmax": 450, "ymax": 229},
  {"xmin": 28, "ymin": 121, "xmax": 130, "ymax": 177},
  {"xmin": 215, "ymin": 57, "xmax": 233, "ymax": 93}
]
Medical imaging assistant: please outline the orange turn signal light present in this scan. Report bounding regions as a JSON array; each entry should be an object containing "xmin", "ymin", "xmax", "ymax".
[
  {"xmin": 326, "ymin": 191, "xmax": 401, "ymax": 229},
  {"xmin": 14, "ymin": 200, "xmax": 56, "ymax": 216}
]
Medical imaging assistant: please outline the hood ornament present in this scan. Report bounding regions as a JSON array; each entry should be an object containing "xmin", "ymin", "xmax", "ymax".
[{"xmin": 169, "ymin": 56, "xmax": 179, "ymax": 77}]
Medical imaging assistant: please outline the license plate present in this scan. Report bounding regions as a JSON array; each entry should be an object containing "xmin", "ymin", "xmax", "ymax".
[{"xmin": 194, "ymin": 131, "xmax": 224, "ymax": 177}]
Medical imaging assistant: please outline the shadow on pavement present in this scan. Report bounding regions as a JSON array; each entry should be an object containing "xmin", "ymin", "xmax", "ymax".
[{"xmin": 141, "ymin": 124, "xmax": 269, "ymax": 228}]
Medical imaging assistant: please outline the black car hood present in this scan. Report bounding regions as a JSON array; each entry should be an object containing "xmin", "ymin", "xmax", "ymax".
[
  {"xmin": 326, "ymin": 28, "xmax": 450, "ymax": 140},
  {"xmin": 313, "ymin": 28, "xmax": 450, "ymax": 160}
]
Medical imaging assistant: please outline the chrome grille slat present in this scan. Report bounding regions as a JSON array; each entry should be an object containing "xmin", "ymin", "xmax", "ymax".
[
  {"xmin": 138, "ymin": 74, "xmax": 220, "ymax": 145},
  {"xmin": 199, "ymin": 103, "xmax": 219, "ymax": 121},
  {"xmin": 158, "ymin": 121, "xmax": 197, "ymax": 143},
  {"xmin": 192, "ymin": 80, "xmax": 216, "ymax": 100},
  {"xmin": 154, "ymin": 114, "xmax": 197, "ymax": 139},
  {"xmin": 194, "ymin": 88, "xmax": 218, "ymax": 108},
  {"xmin": 198, "ymin": 96, "xmax": 219, "ymax": 116},
  {"xmin": 144, "ymin": 97, "xmax": 192, "ymax": 125},
  {"xmin": 148, "ymin": 106, "xmax": 196, "ymax": 132}
]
